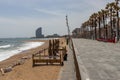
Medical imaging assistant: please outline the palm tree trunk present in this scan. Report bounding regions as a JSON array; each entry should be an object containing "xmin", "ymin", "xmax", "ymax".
[
  {"xmin": 110, "ymin": 8, "xmax": 113, "ymax": 39},
  {"xmin": 117, "ymin": 10, "xmax": 119, "ymax": 41},
  {"xmin": 98, "ymin": 17, "xmax": 101, "ymax": 38},
  {"xmin": 90, "ymin": 26, "xmax": 92, "ymax": 39},
  {"xmin": 106, "ymin": 26, "xmax": 108, "ymax": 39},
  {"xmin": 103, "ymin": 14, "xmax": 106, "ymax": 39},
  {"xmin": 94, "ymin": 19, "xmax": 97, "ymax": 39},
  {"xmin": 92, "ymin": 19, "xmax": 94, "ymax": 39},
  {"xmin": 115, "ymin": 0, "xmax": 119, "ymax": 42}
]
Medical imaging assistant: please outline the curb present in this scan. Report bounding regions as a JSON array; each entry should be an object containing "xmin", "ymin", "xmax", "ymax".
[{"xmin": 72, "ymin": 39, "xmax": 90, "ymax": 80}]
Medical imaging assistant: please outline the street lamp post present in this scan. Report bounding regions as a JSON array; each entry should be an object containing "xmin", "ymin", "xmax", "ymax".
[{"xmin": 66, "ymin": 15, "xmax": 71, "ymax": 44}]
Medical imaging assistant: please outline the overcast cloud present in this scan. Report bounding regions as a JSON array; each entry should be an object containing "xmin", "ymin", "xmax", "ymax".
[{"xmin": 0, "ymin": 0, "xmax": 114, "ymax": 38}]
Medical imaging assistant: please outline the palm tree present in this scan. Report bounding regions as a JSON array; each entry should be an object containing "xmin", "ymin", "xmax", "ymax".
[
  {"xmin": 89, "ymin": 16, "xmax": 94, "ymax": 39},
  {"xmin": 88, "ymin": 18, "xmax": 93, "ymax": 39},
  {"xmin": 84, "ymin": 21, "xmax": 88, "ymax": 39},
  {"xmin": 94, "ymin": 13, "xmax": 98, "ymax": 39},
  {"xmin": 77, "ymin": 0, "xmax": 120, "ymax": 42},
  {"xmin": 105, "ymin": 10, "xmax": 109, "ymax": 39},
  {"xmin": 98, "ymin": 11, "xmax": 102, "ymax": 39},
  {"xmin": 114, "ymin": 0, "xmax": 120, "ymax": 41},
  {"xmin": 81, "ymin": 22, "xmax": 86, "ymax": 38},
  {"xmin": 90, "ymin": 13, "xmax": 98, "ymax": 39},
  {"xmin": 101, "ymin": 9, "xmax": 106, "ymax": 39},
  {"xmin": 101, "ymin": 9, "xmax": 109, "ymax": 39},
  {"xmin": 106, "ymin": 2, "xmax": 115, "ymax": 39},
  {"xmin": 107, "ymin": 1, "xmax": 120, "ymax": 42},
  {"xmin": 86, "ymin": 20, "xmax": 91, "ymax": 39}
]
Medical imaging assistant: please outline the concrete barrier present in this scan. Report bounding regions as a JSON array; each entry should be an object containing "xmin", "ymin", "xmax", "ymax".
[
  {"xmin": 71, "ymin": 39, "xmax": 90, "ymax": 80},
  {"xmin": 70, "ymin": 39, "xmax": 81, "ymax": 80}
]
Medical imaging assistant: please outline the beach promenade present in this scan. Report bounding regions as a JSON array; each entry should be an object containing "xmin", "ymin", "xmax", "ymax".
[
  {"xmin": 58, "ymin": 47, "xmax": 77, "ymax": 80},
  {"xmin": 73, "ymin": 39, "xmax": 120, "ymax": 80}
]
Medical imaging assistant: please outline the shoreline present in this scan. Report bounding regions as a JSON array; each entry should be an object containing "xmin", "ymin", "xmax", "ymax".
[
  {"xmin": 0, "ymin": 41, "xmax": 44, "ymax": 62},
  {"xmin": 0, "ymin": 39, "xmax": 48, "ymax": 68},
  {"xmin": 0, "ymin": 39, "xmax": 62, "ymax": 80}
]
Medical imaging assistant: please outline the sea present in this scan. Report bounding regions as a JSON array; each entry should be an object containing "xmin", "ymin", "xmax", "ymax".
[{"xmin": 0, "ymin": 38, "xmax": 44, "ymax": 62}]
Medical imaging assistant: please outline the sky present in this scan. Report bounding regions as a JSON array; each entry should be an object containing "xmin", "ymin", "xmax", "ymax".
[{"xmin": 0, "ymin": 0, "xmax": 115, "ymax": 38}]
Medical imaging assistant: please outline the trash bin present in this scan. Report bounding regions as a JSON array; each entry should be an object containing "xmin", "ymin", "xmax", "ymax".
[{"xmin": 64, "ymin": 54, "xmax": 68, "ymax": 61}]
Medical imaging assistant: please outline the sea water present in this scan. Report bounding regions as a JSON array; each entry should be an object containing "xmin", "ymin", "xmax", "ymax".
[{"xmin": 0, "ymin": 38, "xmax": 44, "ymax": 61}]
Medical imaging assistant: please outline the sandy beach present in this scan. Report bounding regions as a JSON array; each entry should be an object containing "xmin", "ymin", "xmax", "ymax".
[{"xmin": 0, "ymin": 39, "xmax": 62, "ymax": 80}]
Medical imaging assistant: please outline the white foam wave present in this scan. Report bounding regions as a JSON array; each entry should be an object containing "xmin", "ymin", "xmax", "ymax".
[
  {"xmin": 0, "ymin": 45, "xmax": 11, "ymax": 49},
  {"xmin": 0, "ymin": 42, "xmax": 44, "ymax": 61},
  {"xmin": 19, "ymin": 42, "xmax": 44, "ymax": 51}
]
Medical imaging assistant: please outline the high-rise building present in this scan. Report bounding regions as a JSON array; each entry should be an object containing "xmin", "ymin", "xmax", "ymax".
[{"xmin": 36, "ymin": 27, "xmax": 44, "ymax": 38}]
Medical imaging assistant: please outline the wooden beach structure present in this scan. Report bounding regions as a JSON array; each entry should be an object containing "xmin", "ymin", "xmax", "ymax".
[{"xmin": 32, "ymin": 39, "xmax": 67, "ymax": 67}]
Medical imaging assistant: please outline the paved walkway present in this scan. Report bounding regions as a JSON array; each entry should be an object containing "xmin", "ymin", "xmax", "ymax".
[
  {"xmin": 58, "ymin": 47, "xmax": 76, "ymax": 80},
  {"xmin": 73, "ymin": 39, "xmax": 120, "ymax": 80}
]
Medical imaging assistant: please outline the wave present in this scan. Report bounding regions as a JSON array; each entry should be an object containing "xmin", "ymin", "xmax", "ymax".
[
  {"xmin": 0, "ymin": 45, "xmax": 12, "ymax": 49},
  {"xmin": 17, "ymin": 42, "xmax": 44, "ymax": 52},
  {"xmin": 0, "ymin": 42, "xmax": 44, "ymax": 61}
]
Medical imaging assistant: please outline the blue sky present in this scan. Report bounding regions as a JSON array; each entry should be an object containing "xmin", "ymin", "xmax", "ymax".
[{"xmin": 0, "ymin": 0, "xmax": 114, "ymax": 38}]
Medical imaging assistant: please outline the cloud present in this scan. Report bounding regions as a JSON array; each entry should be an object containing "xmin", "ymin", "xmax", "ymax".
[
  {"xmin": 83, "ymin": 0, "xmax": 114, "ymax": 10},
  {"xmin": 34, "ymin": 8, "xmax": 65, "ymax": 16},
  {"xmin": 0, "ymin": 16, "xmax": 68, "ymax": 37},
  {"xmin": 0, "ymin": 0, "xmax": 117, "ymax": 38}
]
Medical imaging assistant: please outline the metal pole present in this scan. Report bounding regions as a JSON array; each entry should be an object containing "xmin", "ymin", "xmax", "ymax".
[
  {"xmin": 66, "ymin": 15, "xmax": 71, "ymax": 38},
  {"xmin": 66, "ymin": 15, "xmax": 73, "ymax": 50}
]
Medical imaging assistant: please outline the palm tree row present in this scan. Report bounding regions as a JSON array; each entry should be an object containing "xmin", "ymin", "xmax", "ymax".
[{"xmin": 79, "ymin": 0, "xmax": 120, "ymax": 42}]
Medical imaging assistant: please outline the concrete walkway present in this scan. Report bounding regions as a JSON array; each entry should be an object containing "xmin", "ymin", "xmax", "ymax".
[
  {"xmin": 73, "ymin": 39, "xmax": 120, "ymax": 80},
  {"xmin": 58, "ymin": 47, "xmax": 77, "ymax": 80}
]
